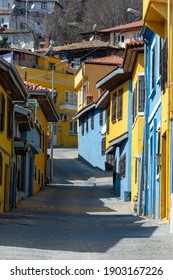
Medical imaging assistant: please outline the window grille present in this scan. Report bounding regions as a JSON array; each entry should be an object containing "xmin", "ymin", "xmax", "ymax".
[{"xmin": 119, "ymin": 153, "xmax": 126, "ymax": 180}]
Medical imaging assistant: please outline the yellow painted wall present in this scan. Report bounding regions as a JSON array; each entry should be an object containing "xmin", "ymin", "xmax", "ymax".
[
  {"xmin": 131, "ymin": 116, "xmax": 144, "ymax": 201},
  {"xmin": 16, "ymin": 55, "xmax": 77, "ymax": 148},
  {"xmin": 131, "ymin": 53, "xmax": 144, "ymax": 202},
  {"xmin": 34, "ymin": 109, "xmax": 48, "ymax": 193},
  {"xmin": 75, "ymin": 63, "xmax": 116, "ymax": 111},
  {"xmin": 106, "ymin": 81, "xmax": 129, "ymax": 150},
  {"xmin": 0, "ymin": 87, "xmax": 12, "ymax": 212}
]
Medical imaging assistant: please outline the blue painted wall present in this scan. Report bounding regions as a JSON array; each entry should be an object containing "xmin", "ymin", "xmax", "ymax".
[
  {"xmin": 78, "ymin": 108, "xmax": 106, "ymax": 170},
  {"xmin": 113, "ymin": 80, "xmax": 132, "ymax": 201},
  {"xmin": 144, "ymin": 30, "xmax": 161, "ymax": 219}
]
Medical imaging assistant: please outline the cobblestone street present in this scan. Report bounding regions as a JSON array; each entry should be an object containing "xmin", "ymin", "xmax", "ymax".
[{"xmin": 0, "ymin": 148, "xmax": 173, "ymax": 260}]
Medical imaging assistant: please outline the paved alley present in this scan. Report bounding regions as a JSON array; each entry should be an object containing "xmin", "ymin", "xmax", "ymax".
[{"xmin": 0, "ymin": 148, "xmax": 173, "ymax": 260}]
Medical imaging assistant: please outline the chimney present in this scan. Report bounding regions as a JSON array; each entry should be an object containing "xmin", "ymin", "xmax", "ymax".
[
  {"xmin": 44, "ymin": 37, "xmax": 51, "ymax": 48},
  {"xmin": 86, "ymin": 94, "xmax": 93, "ymax": 105},
  {"xmin": 98, "ymin": 88, "xmax": 104, "ymax": 97}
]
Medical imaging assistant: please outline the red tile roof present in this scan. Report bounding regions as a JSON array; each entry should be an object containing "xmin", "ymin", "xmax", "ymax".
[
  {"xmin": 23, "ymin": 81, "xmax": 52, "ymax": 92},
  {"xmin": 86, "ymin": 55, "xmax": 123, "ymax": 66},
  {"xmin": 125, "ymin": 39, "xmax": 144, "ymax": 48},
  {"xmin": 36, "ymin": 40, "xmax": 119, "ymax": 53},
  {"xmin": 99, "ymin": 20, "xmax": 143, "ymax": 33}
]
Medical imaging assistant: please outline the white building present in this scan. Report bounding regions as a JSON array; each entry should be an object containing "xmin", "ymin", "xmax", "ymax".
[{"xmin": 11, "ymin": 0, "xmax": 63, "ymax": 37}]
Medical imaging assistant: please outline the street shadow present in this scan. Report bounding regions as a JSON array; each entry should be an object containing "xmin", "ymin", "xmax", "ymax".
[
  {"xmin": 51, "ymin": 157, "xmax": 112, "ymax": 185},
  {"xmin": 0, "ymin": 184, "xmax": 159, "ymax": 257}
]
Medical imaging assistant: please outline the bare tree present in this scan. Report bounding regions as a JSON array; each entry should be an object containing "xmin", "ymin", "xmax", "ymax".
[
  {"xmin": 45, "ymin": 0, "xmax": 142, "ymax": 46},
  {"xmin": 84, "ymin": 0, "xmax": 143, "ymax": 31}
]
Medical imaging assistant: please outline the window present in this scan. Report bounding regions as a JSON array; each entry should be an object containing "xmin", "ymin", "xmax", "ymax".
[
  {"xmin": 138, "ymin": 75, "xmax": 145, "ymax": 112},
  {"xmin": 117, "ymin": 88, "xmax": 123, "ymax": 120},
  {"xmin": 152, "ymin": 44, "xmax": 155, "ymax": 90},
  {"xmin": 86, "ymin": 115, "xmax": 88, "ymax": 133},
  {"xmin": 112, "ymin": 92, "xmax": 117, "ymax": 123},
  {"xmin": 156, "ymin": 130, "xmax": 161, "ymax": 175},
  {"xmin": 99, "ymin": 109, "xmax": 103, "ymax": 126},
  {"xmin": 7, "ymin": 99, "xmax": 13, "ymax": 139},
  {"xmin": 65, "ymin": 91, "xmax": 77, "ymax": 105},
  {"xmin": 0, "ymin": 93, "xmax": 5, "ymax": 132},
  {"xmin": 133, "ymin": 32, "xmax": 140, "ymax": 40},
  {"xmin": 91, "ymin": 111, "xmax": 94, "ymax": 130},
  {"xmin": 39, "ymin": 125, "xmax": 42, "ymax": 149},
  {"xmin": 132, "ymin": 83, "xmax": 137, "ymax": 123},
  {"xmin": 119, "ymin": 153, "xmax": 126, "ymax": 180},
  {"xmin": 28, "ymin": 2, "xmax": 34, "ymax": 9},
  {"xmin": 0, "ymin": 153, "xmax": 2, "ymax": 186},
  {"xmin": 42, "ymin": 130, "xmax": 45, "ymax": 153},
  {"xmin": 135, "ymin": 158, "xmax": 138, "ymax": 183},
  {"xmin": 106, "ymin": 109, "xmax": 110, "ymax": 134},
  {"xmin": 160, "ymin": 39, "xmax": 168, "ymax": 91},
  {"xmin": 0, "ymin": 18, "xmax": 4, "ymax": 25},
  {"xmin": 101, "ymin": 138, "xmax": 106, "ymax": 155},
  {"xmin": 115, "ymin": 33, "xmax": 125, "ymax": 43},
  {"xmin": 73, "ymin": 58, "xmax": 81, "ymax": 69},
  {"xmin": 70, "ymin": 120, "xmax": 77, "ymax": 135},
  {"xmin": 83, "ymin": 80, "xmax": 88, "ymax": 98},
  {"xmin": 41, "ymin": 2, "xmax": 47, "ymax": 10},
  {"xmin": 81, "ymin": 118, "xmax": 84, "ymax": 136},
  {"xmin": 41, "ymin": 173, "xmax": 44, "ymax": 188}
]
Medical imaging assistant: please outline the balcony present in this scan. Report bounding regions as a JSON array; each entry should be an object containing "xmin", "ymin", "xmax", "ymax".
[
  {"xmin": 59, "ymin": 103, "xmax": 77, "ymax": 111},
  {"xmin": 143, "ymin": 0, "xmax": 167, "ymax": 38}
]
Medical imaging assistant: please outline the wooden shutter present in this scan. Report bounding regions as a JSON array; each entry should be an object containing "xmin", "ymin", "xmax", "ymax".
[
  {"xmin": 138, "ymin": 75, "xmax": 145, "ymax": 112},
  {"xmin": 112, "ymin": 92, "xmax": 117, "ymax": 123},
  {"xmin": 117, "ymin": 89, "xmax": 123, "ymax": 120}
]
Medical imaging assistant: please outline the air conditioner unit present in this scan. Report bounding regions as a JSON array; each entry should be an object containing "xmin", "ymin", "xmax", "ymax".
[{"xmin": 61, "ymin": 114, "xmax": 68, "ymax": 121}]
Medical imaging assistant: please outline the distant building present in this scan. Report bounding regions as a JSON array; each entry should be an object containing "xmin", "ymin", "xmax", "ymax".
[
  {"xmin": 81, "ymin": 20, "xmax": 143, "ymax": 48},
  {"xmin": 11, "ymin": 0, "xmax": 63, "ymax": 37},
  {"xmin": 0, "ymin": 48, "xmax": 77, "ymax": 148},
  {"xmin": 0, "ymin": 27, "xmax": 34, "ymax": 50}
]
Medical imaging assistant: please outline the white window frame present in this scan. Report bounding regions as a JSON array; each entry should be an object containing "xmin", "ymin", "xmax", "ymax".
[
  {"xmin": 65, "ymin": 91, "xmax": 77, "ymax": 105},
  {"xmin": 70, "ymin": 120, "xmax": 77, "ymax": 135}
]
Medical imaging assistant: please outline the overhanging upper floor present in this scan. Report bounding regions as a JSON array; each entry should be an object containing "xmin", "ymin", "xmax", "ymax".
[{"xmin": 143, "ymin": 0, "xmax": 167, "ymax": 38}]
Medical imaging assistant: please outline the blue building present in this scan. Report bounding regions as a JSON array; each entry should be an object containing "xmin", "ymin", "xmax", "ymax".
[
  {"xmin": 74, "ymin": 103, "xmax": 107, "ymax": 171},
  {"xmin": 142, "ymin": 27, "xmax": 162, "ymax": 219}
]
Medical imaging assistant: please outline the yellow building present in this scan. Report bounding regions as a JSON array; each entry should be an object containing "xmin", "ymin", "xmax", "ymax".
[
  {"xmin": 74, "ymin": 56, "xmax": 123, "ymax": 111},
  {"xmin": 96, "ymin": 67, "xmax": 132, "ymax": 200},
  {"xmin": 143, "ymin": 0, "xmax": 171, "ymax": 220},
  {"xmin": 0, "ymin": 57, "xmax": 28, "ymax": 212},
  {"xmin": 24, "ymin": 84, "xmax": 60, "ymax": 193},
  {"xmin": 123, "ymin": 41, "xmax": 145, "ymax": 205},
  {"xmin": 0, "ymin": 49, "xmax": 77, "ymax": 148}
]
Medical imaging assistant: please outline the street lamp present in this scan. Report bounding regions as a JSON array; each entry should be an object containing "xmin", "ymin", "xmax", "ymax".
[
  {"xmin": 50, "ymin": 59, "xmax": 68, "ymax": 181},
  {"xmin": 127, "ymin": 8, "xmax": 141, "ymax": 17}
]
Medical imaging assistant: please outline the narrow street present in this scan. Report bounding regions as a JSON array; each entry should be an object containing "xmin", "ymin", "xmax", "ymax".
[{"xmin": 0, "ymin": 148, "xmax": 173, "ymax": 260}]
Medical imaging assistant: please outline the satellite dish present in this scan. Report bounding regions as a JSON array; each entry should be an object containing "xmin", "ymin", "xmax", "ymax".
[
  {"xmin": 31, "ymin": 48, "xmax": 34, "ymax": 52},
  {"xmin": 31, "ymin": 4, "xmax": 35, "ymax": 10},
  {"xmin": 93, "ymin": 23, "xmax": 97, "ymax": 30},
  {"xmin": 89, "ymin": 35, "xmax": 94, "ymax": 41},
  {"xmin": 12, "ymin": 4, "xmax": 16, "ymax": 10},
  {"xmin": 22, "ymin": 43, "xmax": 26, "ymax": 49}
]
